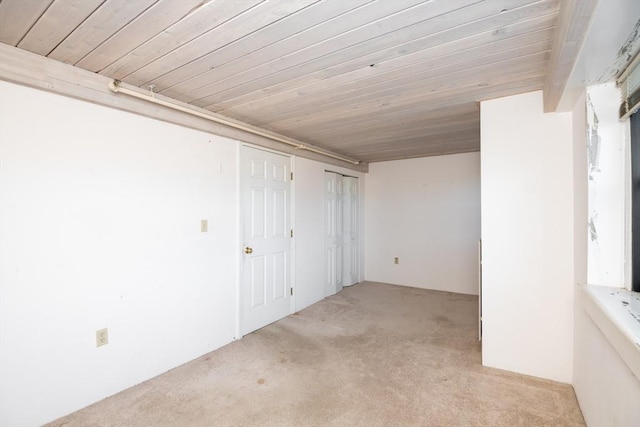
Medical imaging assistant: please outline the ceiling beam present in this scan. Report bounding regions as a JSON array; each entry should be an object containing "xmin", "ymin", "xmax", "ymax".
[{"xmin": 543, "ymin": 0, "xmax": 599, "ymax": 112}]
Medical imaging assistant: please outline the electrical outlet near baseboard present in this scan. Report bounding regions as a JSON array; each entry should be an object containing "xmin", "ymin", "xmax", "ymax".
[{"xmin": 96, "ymin": 328, "xmax": 108, "ymax": 347}]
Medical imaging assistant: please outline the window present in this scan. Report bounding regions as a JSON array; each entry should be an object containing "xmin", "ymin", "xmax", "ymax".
[
  {"xmin": 631, "ymin": 111, "xmax": 639, "ymax": 292},
  {"xmin": 619, "ymin": 56, "xmax": 639, "ymax": 292}
]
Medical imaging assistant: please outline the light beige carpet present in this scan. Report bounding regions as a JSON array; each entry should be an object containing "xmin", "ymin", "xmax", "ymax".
[{"xmin": 48, "ymin": 282, "xmax": 585, "ymax": 426}]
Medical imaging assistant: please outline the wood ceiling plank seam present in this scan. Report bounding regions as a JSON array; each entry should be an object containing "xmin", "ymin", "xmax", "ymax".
[
  {"xmin": 291, "ymin": 120, "xmax": 484, "ymax": 147},
  {"xmin": 301, "ymin": 134, "xmax": 480, "ymax": 154},
  {"xmin": 191, "ymin": 0, "xmax": 553, "ymax": 110},
  {"xmin": 238, "ymin": 34, "xmax": 554, "ymax": 125},
  {"xmin": 182, "ymin": 0, "xmax": 484, "ymax": 106},
  {"xmin": 283, "ymin": 98, "xmax": 481, "ymax": 135},
  {"xmin": 359, "ymin": 135, "xmax": 482, "ymax": 151},
  {"xmin": 257, "ymin": 116, "xmax": 481, "ymax": 147},
  {"xmin": 276, "ymin": 81, "xmax": 544, "ymax": 141},
  {"xmin": 153, "ymin": 0, "xmax": 375, "ymax": 97},
  {"xmin": 251, "ymin": 57, "xmax": 550, "ymax": 128},
  {"xmin": 141, "ymin": 0, "xmax": 342, "ymax": 92},
  {"xmin": 363, "ymin": 144, "xmax": 481, "ymax": 162},
  {"xmin": 306, "ymin": 120, "xmax": 482, "ymax": 144},
  {"xmin": 349, "ymin": 146, "xmax": 481, "ymax": 161},
  {"xmin": 193, "ymin": 2, "xmax": 553, "ymax": 111},
  {"xmin": 304, "ymin": 120, "xmax": 480, "ymax": 145},
  {"xmin": 353, "ymin": 144, "xmax": 480, "ymax": 158},
  {"xmin": 184, "ymin": 0, "xmax": 485, "ymax": 104},
  {"xmin": 308, "ymin": 124, "xmax": 480, "ymax": 149},
  {"xmin": 16, "ymin": 0, "xmax": 105, "ymax": 56},
  {"xmin": 366, "ymin": 149, "xmax": 481, "ymax": 163},
  {"xmin": 220, "ymin": 13, "xmax": 557, "ymax": 117},
  {"xmin": 363, "ymin": 135, "xmax": 482, "ymax": 151},
  {"xmin": 305, "ymin": 115, "xmax": 481, "ymax": 144},
  {"xmin": 218, "ymin": 11, "xmax": 557, "ymax": 116},
  {"xmin": 257, "ymin": 106, "xmax": 481, "ymax": 137},
  {"xmin": 260, "ymin": 106, "xmax": 481, "ymax": 138},
  {"xmin": 125, "ymin": 0, "xmax": 319, "ymax": 87},
  {"xmin": 76, "ymin": 0, "xmax": 209, "ymax": 73},
  {"xmin": 265, "ymin": 58, "xmax": 549, "ymax": 127},
  {"xmin": 99, "ymin": 0, "xmax": 264, "ymax": 80},
  {"xmin": 263, "ymin": 53, "xmax": 550, "ymax": 129},
  {"xmin": 331, "ymin": 127, "xmax": 480, "ymax": 160},
  {"xmin": 0, "ymin": 0, "xmax": 54, "ymax": 46},
  {"xmin": 205, "ymin": 2, "xmax": 557, "ymax": 112},
  {"xmin": 205, "ymin": 0, "xmax": 555, "ymax": 112},
  {"xmin": 307, "ymin": 79, "xmax": 545, "ymax": 145},
  {"xmin": 333, "ymin": 127, "xmax": 482, "ymax": 149},
  {"xmin": 353, "ymin": 131, "xmax": 481, "ymax": 153},
  {"xmin": 47, "ymin": 0, "xmax": 159, "ymax": 65},
  {"xmin": 215, "ymin": 33, "xmax": 556, "ymax": 123},
  {"xmin": 155, "ymin": 0, "xmax": 425, "ymax": 99},
  {"xmin": 274, "ymin": 73, "xmax": 546, "ymax": 134}
]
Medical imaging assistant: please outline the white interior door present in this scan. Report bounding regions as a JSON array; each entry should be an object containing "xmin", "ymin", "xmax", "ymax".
[
  {"xmin": 242, "ymin": 146, "xmax": 291, "ymax": 335},
  {"xmin": 325, "ymin": 172, "xmax": 343, "ymax": 296},
  {"xmin": 343, "ymin": 177, "xmax": 359, "ymax": 286}
]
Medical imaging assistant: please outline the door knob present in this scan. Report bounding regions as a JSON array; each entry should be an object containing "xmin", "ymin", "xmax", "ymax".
[{"xmin": 244, "ymin": 247, "xmax": 253, "ymax": 254}]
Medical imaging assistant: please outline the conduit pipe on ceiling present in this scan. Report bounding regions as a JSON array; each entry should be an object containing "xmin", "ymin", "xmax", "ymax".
[{"xmin": 108, "ymin": 80, "xmax": 360, "ymax": 165}]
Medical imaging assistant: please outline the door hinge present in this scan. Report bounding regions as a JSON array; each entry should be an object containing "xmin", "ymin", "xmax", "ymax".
[
  {"xmin": 290, "ymin": 229, "xmax": 293, "ymax": 238},
  {"xmin": 290, "ymin": 288, "xmax": 293, "ymax": 296},
  {"xmin": 290, "ymin": 172, "xmax": 293, "ymax": 181}
]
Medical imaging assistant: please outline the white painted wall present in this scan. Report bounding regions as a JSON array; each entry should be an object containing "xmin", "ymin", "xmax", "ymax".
[
  {"xmin": 480, "ymin": 91, "xmax": 574, "ymax": 383},
  {"xmin": 573, "ymin": 290, "xmax": 640, "ymax": 427},
  {"xmin": 573, "ymin": 88, "xmax": 640, "ymax": 427},
  {"xmin": 293, "ymin": 157, "xmax": 365, "ymax": 311},
  {"xmin": 0, "ymin": 81, "xmax": 240, "ymax": 426},
  {"xmin": 573, "ymin": 91, "xmax": 588, "ymax": 297},
  {"xmin": 365, "ymin": 153, "xmax": 480, "ymax": 295},
  {"xmin": 0, "ymin": 81, "xmax": 354, "ymax": 426},
  {"xmin": 0, "ymin": 82, "xmax": 364, "ymax": 426},
  {"xmin": 586, "ymin": 83, "xmax": 629, "ymax": 287}
]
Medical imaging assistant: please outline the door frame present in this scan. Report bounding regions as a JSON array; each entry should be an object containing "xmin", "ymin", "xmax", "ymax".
[{"xmin": 237, "ymin": 143, "xmax": 295, "ymax": 338}]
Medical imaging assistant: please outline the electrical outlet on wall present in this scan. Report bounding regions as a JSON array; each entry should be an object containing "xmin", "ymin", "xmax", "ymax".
[
  {"xmin": 394, "ymin": 257, "xmax": 399, "ymax": 264},
  {"xmin": 201, "ymin": 219, "xmax": 208, "ymax": 232},
  {"xmin": 96, "ymin": 328, "xmax": 108, "ymax": 347}
]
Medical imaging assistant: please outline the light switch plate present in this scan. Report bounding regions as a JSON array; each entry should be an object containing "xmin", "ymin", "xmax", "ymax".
[{"xmin": 201, "ymin": 219, "xmax": 208, "ymax": 232}]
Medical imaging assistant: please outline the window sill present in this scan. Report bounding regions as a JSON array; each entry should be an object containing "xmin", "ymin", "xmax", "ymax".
[{"xmin": 580, "ymin": 284, "xmax": 640, "ymax": 380}]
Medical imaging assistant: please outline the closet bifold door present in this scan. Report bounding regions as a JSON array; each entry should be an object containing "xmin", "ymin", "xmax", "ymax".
[
  {"xmin": 326, "ymin": 173, "xmax": 359, "ymax": 297},
  {"xmin": 342, "ymin": 177, "xmax": 359, "ymax": 286},
  {"xmin": 325, "ymin": 172, "xmax": 342, "ymax": 296}
]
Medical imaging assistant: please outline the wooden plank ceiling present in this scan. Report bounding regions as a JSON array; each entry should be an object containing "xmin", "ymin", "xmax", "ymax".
[{"xmin": 0, "ymin": 0, "xmax": 562, "ymax": 163}]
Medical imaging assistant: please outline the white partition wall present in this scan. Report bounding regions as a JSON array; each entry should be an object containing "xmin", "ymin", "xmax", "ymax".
[{"xmin": 480, "ymin": 90, "xmax": 574, "ymax": 383}]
